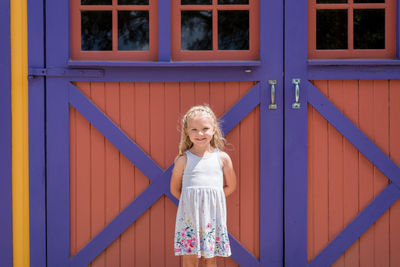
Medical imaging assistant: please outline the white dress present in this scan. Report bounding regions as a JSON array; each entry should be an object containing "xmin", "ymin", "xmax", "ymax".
[{"xmin": 174, "ymin": 149, "xmax": 231, "ymax": 258}]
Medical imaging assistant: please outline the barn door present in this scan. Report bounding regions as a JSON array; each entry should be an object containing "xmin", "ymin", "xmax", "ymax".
[
  {"xmin": 285, "ymin": 0, "xmax": 400, "ymax": 266},
  {"xmin": 41, "ymin": 0, "xmax": 284, "ymax": 266}
]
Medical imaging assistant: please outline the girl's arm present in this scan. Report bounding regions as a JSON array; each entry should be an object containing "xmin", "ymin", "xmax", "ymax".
[
  {"xmin": 221, "ymin": 152, "xmax": 237, "ymax": 197},
  {"xmin": 170, "ymin": 155, "xmax": 186, "ymax": 200}
]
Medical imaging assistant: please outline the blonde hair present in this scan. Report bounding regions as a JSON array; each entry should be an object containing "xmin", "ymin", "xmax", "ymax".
[{"xmin": 177, "ymin": 105, "xmax": 226, "ymax": 158}]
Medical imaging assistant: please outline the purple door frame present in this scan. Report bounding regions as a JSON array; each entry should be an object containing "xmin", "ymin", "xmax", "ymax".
[
  {"xmin": 28, "ymin": 0, "xmax": 285, "ymax": 266},
  {"xmin": 284, "ymin": 0, "xmax": 400, "ymax": 266},
  {"xmin": 0, "ymin": 0, "xmax": 13, "ymax": 266}
]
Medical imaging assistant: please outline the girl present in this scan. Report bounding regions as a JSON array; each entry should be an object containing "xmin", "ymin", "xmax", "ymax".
[{"xmin": 170, "ymin": 105, "xmax": 236, "ymax": 267}]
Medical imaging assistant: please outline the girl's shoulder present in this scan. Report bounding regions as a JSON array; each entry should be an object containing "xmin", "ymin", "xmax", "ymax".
[
  {"xmin": 174, "ymin": 153, "xmax": 188, "ymax": 169},
  {"xmin": 217, "ymin": 150, "xmax": 232, "ymax": 167}
]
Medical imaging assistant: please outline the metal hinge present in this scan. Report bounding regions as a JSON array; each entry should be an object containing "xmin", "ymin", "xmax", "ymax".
[{"xmin": 28, "ymin": 67, "xmax": 104, "ymax": 79}]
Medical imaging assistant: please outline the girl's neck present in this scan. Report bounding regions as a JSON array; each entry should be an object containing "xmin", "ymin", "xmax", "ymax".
[{"xmin": 189, "ymin": 145, "xmax": 214, "ymax": 157}]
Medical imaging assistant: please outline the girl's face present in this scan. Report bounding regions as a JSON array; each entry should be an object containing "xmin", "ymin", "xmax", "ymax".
[{"xmin": 186, "ymin": 113, "xmax": 215, "ymax": 148}]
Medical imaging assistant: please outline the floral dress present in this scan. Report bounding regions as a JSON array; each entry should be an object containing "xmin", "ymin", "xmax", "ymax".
[{"xmin": 174, "ymin": 150, "xmax": 231, "ymax": 258}]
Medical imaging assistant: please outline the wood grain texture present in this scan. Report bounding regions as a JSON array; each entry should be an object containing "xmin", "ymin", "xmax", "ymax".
[
  {"xmin": 70, "ymin": 82, "xmax": 260, "ymax": 266},
  {"xmin": 308, "ymin": 80, "xmax": 399, "ymax": 267}
]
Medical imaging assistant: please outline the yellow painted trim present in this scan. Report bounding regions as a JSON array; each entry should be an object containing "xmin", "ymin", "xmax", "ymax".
[{"xmin": 11, "ymin": 0, "xmax": 30, "ymax": 265}]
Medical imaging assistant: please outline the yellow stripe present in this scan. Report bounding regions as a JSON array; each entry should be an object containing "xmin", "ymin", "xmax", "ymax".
[{"xmin": 11, "ymin": 0, "xmax": 30, "ymax": 265}]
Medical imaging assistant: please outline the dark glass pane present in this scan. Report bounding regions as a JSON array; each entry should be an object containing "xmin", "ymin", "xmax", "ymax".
[
  {"xmin": 354, "ymin": 9, "xmax": 385, "ymax": 49},
  {"xmin": 81, "ymin": 11, "xmax": 112, "ymax": 51},
  {"xmin": 118, "ymin": 11, "xmax": 149, "ymax": 50},
  {"xmin": 181, "ymin": 11, "xmax": 212, "ymax": 50},
  {"xmin": 317, "ymin": 0, "xmax": 347, "ymax": 3},
  {"xmin": 317, "ymin": 9, "xmax": 347, "ymax": 49},
  {"xmin": 81, "ymin": 0, "xmax": 112, "ymax": 5},
  {"xmin": 218, "ymin": 0, "xmax": 249, "ymax": 4},
  {"xmin": 354, "ymin": 0, "xmax": 384, "ymax": 3},
  {"xmin": 118, "ymin": 0, "xmax": 148, "ymax": 4},
  {"xmin": 181, "ymin": 0, "xmax": 212, "ymax": 4},
  {"xmin": 218, "ymin": 10, "xmax": 249, "ymax": 50}
]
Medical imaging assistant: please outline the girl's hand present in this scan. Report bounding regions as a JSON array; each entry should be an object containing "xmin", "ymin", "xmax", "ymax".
[
  {"xmin": 220, "ymin": 152, "xmax": 237, "ymax": 197},
  {"xmin": 170, "ymin": 154, "xmax": 187, "ymax": 200}
]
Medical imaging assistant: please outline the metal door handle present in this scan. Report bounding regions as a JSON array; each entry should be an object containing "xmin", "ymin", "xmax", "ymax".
[
  {"xmin": 268, "ymin": 80, "xmax": 277, "ymax": 110},
  {"xmin": 292, "ymin": 78, "xmax": 301, "ymax": 109}
]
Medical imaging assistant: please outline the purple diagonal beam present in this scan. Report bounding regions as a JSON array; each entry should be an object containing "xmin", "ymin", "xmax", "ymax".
[
  {"xmin": 69, "ymin": 83, "xmax": 163, "ymax": 180},
  {"xmin": 309, "ymin": 183, "xmax": 400, "ymax": 267},
  {"xmin": 220, "ymin": 82, "xmax": 261, "ymax": 135},
  {"xmin": 70, "ymin": 167, "xmax": 172, "ymax": 267},
  {"xmin": 307, "ymin": 82, "xmax": 400, "ymax": 188}
]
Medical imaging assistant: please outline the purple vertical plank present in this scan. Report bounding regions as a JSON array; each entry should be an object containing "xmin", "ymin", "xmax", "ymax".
[
  {"xmin": 158, "ymin": 0, "xmax": 170, "ymax": 61},
  {"xmin": 284, "ymin": 0, "xmax": 308, "ymax": 266},
  {"xmin": 28, "ymin": 0, "xmax": 46, "ymax": 266},
  {"xmin": 46, "ymin": 0, "xmax": 71, "ymax": 265},
  {"xmin": 259, "ymin": 0, "xmax": 284, "ymax": 266},
  {"xmin": 397, "ymin": 0, "xmax": 400, "ymax": 57},
  {"xmin": 0, "ymin": 0, "xmax": 12, "ymax": 266},
  {"xmin": 46, "ymin": 80, "xmax": 70, "ymax": 266}
]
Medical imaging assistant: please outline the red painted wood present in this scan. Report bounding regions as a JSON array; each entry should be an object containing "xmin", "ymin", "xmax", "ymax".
[
  {"xmin": 90, "ymin": 82, "xmax": 107, "ymax": 267},
  {"xmin": 342, "ymin": 80, "xmax": 359, "ymax": 267},
  {"xmin": 327, "ymin": 80, "xmax": 344, "ymax": 267},
  {"xmin": 70, "ymin": 82, "xmax": 259, "ymax": 266},
  {"xmin": 308, "ymin": 80, "xmax": 329, "ymax": 261},
  {"xmin": 308, "ymin": 80, "xmax": 400, "ymax": 266}
]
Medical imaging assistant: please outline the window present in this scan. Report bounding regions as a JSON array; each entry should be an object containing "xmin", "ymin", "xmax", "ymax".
[
  {"xmin": 71, "ymin": 0, "xmax": 158, "ymax": 60},
  {"xmin": 308, "ymin": 0, "xmax": 396, "ymax": 59},
  {"xmin": 171, "ymin": 0, "xmax": 259, "ymax": 61}
]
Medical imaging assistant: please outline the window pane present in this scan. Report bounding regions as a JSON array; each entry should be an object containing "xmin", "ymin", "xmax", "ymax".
[
  {"xmin": 118, "ymin": 0, "xmax": 149, "ymax": 4},
  {"xmin": 218, "ymin": 0, "xmax": 249, "ymax": 4},
  {"xmin": 81, "ymin": 0, "xmax": 112, "ymax": 5},
  {"xmin": 181, "ymin": 11, "xmax": 212, "ymax": 50},
  {"xmin": 354, "ymin": 9, "xmax": 385, "ymax": 49},
  {"xmin": 81, "ymin": 11, "xmax": 112, "ymax": 51},
  {"xmin": 218, "ymin": 10, "xmax": 249, "ymax": 50},
  {"xmin": 317, "ymin": 9, "xmax": 347, "ymax": 49},
  {"xmin": 316, "ymin": 0, "xmax": 347, "ymax": 3},
  {"xmin": 181, "ymin": 0, "xmax": 212, "ymax": 4},
  {"xmin": 354, "ymin": 0, "xmax": 384, "ymax": 3},
  {"xmin": 118, "ymin": 11, "xmax": 149, "ymax": 50}
]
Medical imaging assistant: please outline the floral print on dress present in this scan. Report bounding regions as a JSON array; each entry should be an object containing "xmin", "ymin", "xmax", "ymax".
[{"xmin": 174, "ymin": 217, "xmax": 231, "ymax": 258}]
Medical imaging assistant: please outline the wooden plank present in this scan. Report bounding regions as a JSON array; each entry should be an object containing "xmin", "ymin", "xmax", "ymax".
[
  {"xmin": 134, "ymin": 82, "xmax": 151, "ymax": 267},
  {"xmin": 70, "ymin": 95, "xmax": 77, "ymax": 257},
  {"xmin": 389, "ymin": 80, "xmax": 400, "ymax": 267},
  {"xmin": 327, "ymin": 80, "xmax": 344, "ymax": 267},
  {"xmin": 165, "ymin": 82, "xmax": 181, "ymax": 267},
  {"xmin": 373, "ymin": 80, "xmax": 390, "ymax": 267},
  {"xmin": 180, "ymin": 82, "xmax": 195, "ymax": 113},
  {"xmin": 75, "ymin": 82, "xmax": 92, "ymax": 256},
  {"xmin": 307, "ymin": 102, "xmax": 314, "ymax": 263},
  {"xmin": 104, "ymin": 82, "xmax": 121, "ymax": 266},
  {"xmin": 150, "ymin": 82, "xmax": 165, "ymax": 267},
  {"xmin": 239, "ymin": 81, "xmax": 256, "ymax": 257},
  {"xmin": 119, "ymin": 82, "xmax": 136, "ymax": 267},
  {"xmin": 90, "ymin": 82, "xmax": 106, "ymax": 267},
  {"xmin": 309, "ymin": 80, "xmax": 329, "ymax": 260},
  {"xmin": 223, "ymin": 81, "xmax": 240, "ymax": 267},
  {"xmin": 342, "ymin": 80, "xmax": 359, "ymax": 267},
  {"xmin": 358, "ymin": 80, "xmax": 374, "ymax": 267},
  {"xmin": 194, "ymin": 82, "xmax": 210, "ymax": 106}
]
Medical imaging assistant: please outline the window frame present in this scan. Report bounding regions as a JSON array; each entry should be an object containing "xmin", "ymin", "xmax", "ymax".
[
  {"xmin": 70, "ymin": 0, "xmax": 158, "ymax": 61},
  {"xmin": 171, "ymin": 0, "xmax": 259, "ymax": 61},
  {"xmin": 308, "ymin": 0, "xmax": 396, "ymax": 59}
]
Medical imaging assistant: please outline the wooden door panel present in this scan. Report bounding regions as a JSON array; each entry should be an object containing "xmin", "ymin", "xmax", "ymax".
[
  {"xmin": 306, "ymin": 80, "xmax": 400, "ymax": 266},
  {"xmin": 69, "ymin": 81, "xmax": 260, "ymax": 266}
]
